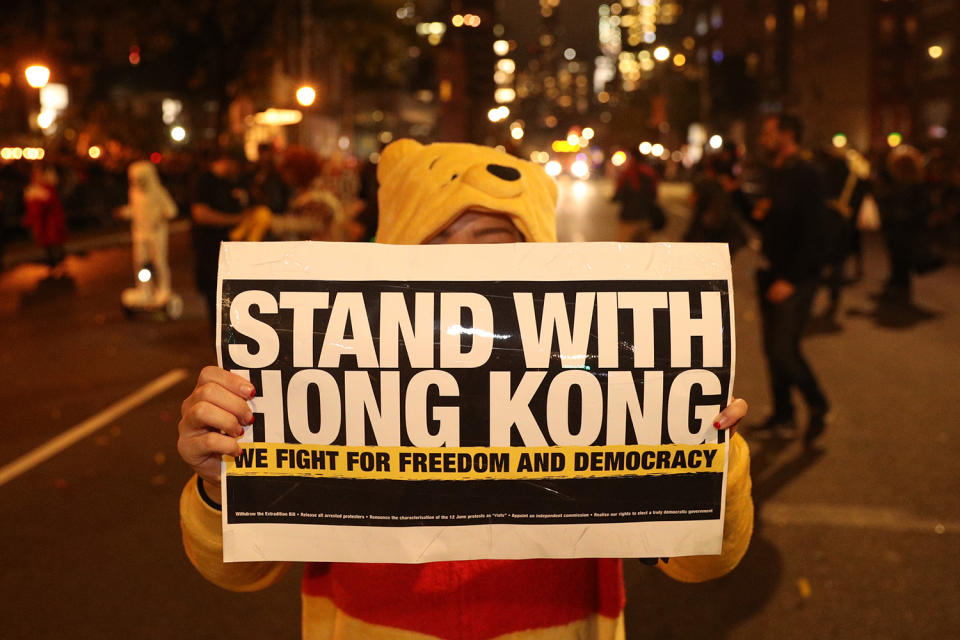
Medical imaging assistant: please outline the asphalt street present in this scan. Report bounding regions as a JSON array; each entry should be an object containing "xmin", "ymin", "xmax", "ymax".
[{"xmin": 0, "ymin": 177, "xmax": 957, "ymax": 639}]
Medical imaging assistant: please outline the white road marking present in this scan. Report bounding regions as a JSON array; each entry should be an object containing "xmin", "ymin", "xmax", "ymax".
[
  {"xmin": 0, "ymin": 368, "xmax": 189, "ymax": 487},
  {"xmin": 761, "ymin": 502, "xmax": 958, "ymax": 535}
]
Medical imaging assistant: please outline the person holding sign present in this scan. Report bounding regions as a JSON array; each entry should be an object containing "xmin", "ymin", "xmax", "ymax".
[{"xmin": 177, "ymin": 140, "xmax": 753, "ymax": 639}]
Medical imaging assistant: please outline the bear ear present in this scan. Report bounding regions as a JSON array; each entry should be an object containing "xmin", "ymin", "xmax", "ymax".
[{"xmin": 378, "ymin": 139, "xmax": 423, "ymax": 183}]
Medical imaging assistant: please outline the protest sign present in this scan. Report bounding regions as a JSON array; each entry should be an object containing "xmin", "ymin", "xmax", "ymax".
[{"xmin": 217, "ymin": 241, "xmax": 736, "ymax": 563}]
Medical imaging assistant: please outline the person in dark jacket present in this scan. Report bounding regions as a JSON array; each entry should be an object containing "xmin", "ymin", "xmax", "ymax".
[
  {"xmin": 816, "ymin": 147, "xmax": 870, "ymax": 319},
  {"xmin": 191, "ymin": 151, "xmax": 248, "ymax": 330},
  {"xmin": 684, "ymin": 155, "xmax": 747, "ymax": 253},
  {"xmin": 613, "ymin": 150, "xmax": 663, "ymax": 242},
  {"xmin": 875, "ymin": 145, "xmax": 940, "ymax": 303},
  {"xmin": 752, "ymin": 114, "xmax": 829, "ymax": 445}
]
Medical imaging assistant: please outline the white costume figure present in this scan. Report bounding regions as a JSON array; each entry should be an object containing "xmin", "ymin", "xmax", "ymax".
[{"xmin": 119, "ymin": 161, "xmax": 177, "ymax": 307}]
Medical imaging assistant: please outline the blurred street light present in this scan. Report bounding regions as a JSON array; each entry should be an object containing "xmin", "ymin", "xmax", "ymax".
[
  {"xmin": 653, "ymin": 46, "xmax": 670, "ymax": 62},
  {"xmin": 571, "ymin": 159, "xmax": 589, "ymax": 180},
  {"xmin": 709, "ymin": 134, "xmax": 723, "ymax": 150},
  {"xmin": 582, "ymin": 127, "xmax": 595, "ymax": 140},
  {"xmin": 673, "ymin": 53, "xmax": 686, "ymax": 67},
  {"xmin": 832, "ymin": 133, "xmax": 848, "ymax": 149},
  {"xmin": 296, "ymin": 85, "xmax": 317, "ymax": 107},
  {"xmin": 88, "ymin": 146, "xmax": 102, "ymax": 159},
  {"xmin": 928, "ymin": 45, "xmax": 944, "ymax": 59},
  {"xmin": 511, "ymin": 126, "xmax": 524, "ymax": 140},
  {"xmin": 487, "ymin": 106, "xmax": 510, "ymax": 123},
  {"xmin": 887, "ymin": 132, "xmax": 903, "ymax": 148},
  {"xmin": 564, "ymin": 48, "xmax": 576, "ymax": 61},
  {"xmin": 254, "ymin": 109, "xmax": 303, "ymax": 126},
  {"xmin": 530, "ymin": 151, "xmax": 550, "ymax": 164},
  {"xmin": 651, "ymin": 143, "xmax": 664, "ymax": 156},
  {"xmin": 639, "ymin": 141, "xmax": 652, "ymax": 154},
  {"xmin": 170, "ymin": 126, "xmax": 186, "ymax": 142},
  {"xmin": 493, "ymin": 39, "xmax": 509, "ymax": 56},
  {"xmin": 36, "ymin": 111, "xmax": 54, "ymax": 129},
  {"xmin": 25, "ymin": 65, "xmax": 50, "ymax": 89},
  {"xmin": 567, "ymin": 133, "xmax": 580, "ymax": 146},
  {"xmin": 493, "ymin": 87, "xmax": 517, "ymax": 104},
  {"xmin": 611, "ymin": 150, "xmax": 627, "ymax": 166},
  {"xmin": 496, "ymin": 58, "xmax": 516, "ymax": 74},
  {"xmin": 545, "ymin": 160, "xmax": 562, "ymax": 177}
]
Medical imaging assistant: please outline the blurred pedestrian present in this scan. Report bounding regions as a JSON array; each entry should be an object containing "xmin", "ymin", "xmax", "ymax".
[
  {"xmin": 684, "ymin": 155, "xmax": 748, "ymax": 253},
  {"xmin": 874, "ymin": 146, "xmax": 943, "ymax": 304},
  {"xmin": 752, "ymin": 114, "xmax": 830, "ymax": 445},
  {"xmin": 817, "ymin": 148, "xmax": 870, "ymax": 319},
  {"xmin": 613, "ymin": 149, "xmax": 664, "ymax": 242},
  {"xmin": 249, "ymin": 143, "xmax": 290, "ymax": 214},
  {"xmin": 118, "ymin": 160, "xmax": 178, "ymax": 308},
  {"xmin": 22, "ymin": 162, "xmax": 68, "ymax": 276},
  {"xmin": 354, "ymin": 155, "xmax": 380, "ymax": 241},
  {"xmin": 190, "ymin": 150, "xmax": 248, "ymax": 328},
  {"xmin": 273, "ymin": 146, "xmax": 346, "ymax": 241}
]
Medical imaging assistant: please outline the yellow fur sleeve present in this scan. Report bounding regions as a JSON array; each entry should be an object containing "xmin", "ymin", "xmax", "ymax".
[
  {"xmin": 179, "ymin": 475, "xmax": 291, "ymax": 592},
  {"xmin": 657, "ymin": 433, "xmax": 754, "ymax": 582}
]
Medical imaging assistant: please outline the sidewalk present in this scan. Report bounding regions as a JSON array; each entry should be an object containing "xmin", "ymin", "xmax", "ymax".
[{"xmin": 1, "ymin": 219, "xmax": 191, "ymax": 269}]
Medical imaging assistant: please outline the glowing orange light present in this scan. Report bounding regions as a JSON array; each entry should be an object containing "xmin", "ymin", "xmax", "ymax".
[
  {"xmin": 25, "ymin": 65, "xmax": 50, "ymax": 89},
  {"xmin": 296, "ymin": 85, "xmax": 317, "ymax": 107}
]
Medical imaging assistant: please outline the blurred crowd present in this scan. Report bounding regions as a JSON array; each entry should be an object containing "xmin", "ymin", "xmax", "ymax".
[
  {"xmin": 0, "ymin": 143, "xmax": 380, "ymax": 273},
  {"xmin": 611, "ymin": 113, "xmax": 958, "ymax": 445},
  {"xmin": 614, "ymin": 123, "xmax": 959, "ymax": 309}
]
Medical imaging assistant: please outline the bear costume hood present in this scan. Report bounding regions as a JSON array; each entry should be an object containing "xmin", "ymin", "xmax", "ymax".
[{"xmin": 375, "ymin": 139, "xmax": 558, "ymax": 245}]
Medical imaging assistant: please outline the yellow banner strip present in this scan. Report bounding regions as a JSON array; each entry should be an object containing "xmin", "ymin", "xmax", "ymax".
[{"xmin": 225, "ymin": 443, "xmax": 726, "ymax": 481}]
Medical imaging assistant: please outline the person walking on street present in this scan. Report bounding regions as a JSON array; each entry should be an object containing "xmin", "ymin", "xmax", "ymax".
[
  {"xmin": 118, "ymin": 160, "xmax": 178, "ymax": 307},
  {"xmin": 874, "ymin": 146, "xmax": 941, "ymax": 304},
  {"xmin": 752, "ymin": 114, "xmax": 830, "ymax": 445},
  {"xmin": 249, "ymin": 143, "xmax": 290, "ymax": 215},
  {"xmin": 613, "ymin": 149, "xmax": 664, "ymax": 242},
  {"xmin": 816, "ymin": 147, "xmax": 870, "ymax": 321},
  {"xmin": 684, "ymin": 155, "xmax": 747, "ymax": 253},
  {"xmin": 22, "ymin": 162, "xmax": 68, "ymax": 276},
  {"xmin": 190, "ymin": 151, "xmax": 248, "ymax": 329}
]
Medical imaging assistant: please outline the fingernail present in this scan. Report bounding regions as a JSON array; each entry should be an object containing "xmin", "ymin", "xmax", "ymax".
[
  {"xmin": 245, "ymin": 413, "xmax": 254, "ymax": 426},
  {"xmin": 713, "ymin": 415, "xmax": 727, "ymax": 429},
  {"xmin": 244, "ymin": 385, "xmax": 255, "ymax": 398}
]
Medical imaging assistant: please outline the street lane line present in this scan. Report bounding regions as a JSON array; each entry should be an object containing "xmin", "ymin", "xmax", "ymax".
[
  {"xmin": 761, "ymin": 502, "xmax": 959, "ymax": 535},
  {"xmin": 0, "ymin": 368, "xmax": 190, "ymax": 487}
]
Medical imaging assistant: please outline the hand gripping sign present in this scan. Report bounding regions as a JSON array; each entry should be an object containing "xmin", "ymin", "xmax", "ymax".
[{"xmin": 217, "ymin": 241, "xmax": 736, "ymax": 563}]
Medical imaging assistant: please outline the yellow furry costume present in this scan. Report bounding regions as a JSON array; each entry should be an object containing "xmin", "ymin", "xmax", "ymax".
[{"xmin": 180, "ymin": 139, "xmax": 754, "ymax": 640}]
